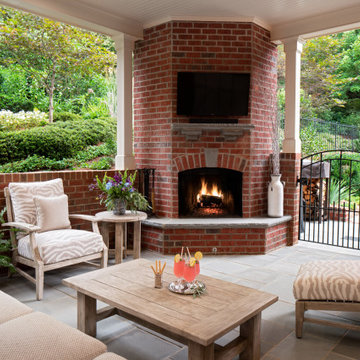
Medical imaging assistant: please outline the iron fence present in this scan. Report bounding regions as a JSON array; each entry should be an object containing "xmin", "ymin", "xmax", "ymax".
[{"xmin": 301, "ymin": 118, "xmax": 359, "ymax": 151}]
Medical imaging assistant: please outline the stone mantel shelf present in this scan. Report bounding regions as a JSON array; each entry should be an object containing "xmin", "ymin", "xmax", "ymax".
[
  {"xmin": 172, "ymin": 123, "xmax": 255, "ymax": 141},
  {"xmin": 143, "ymin": 216, "xmax": 292, "ymax": 229}
]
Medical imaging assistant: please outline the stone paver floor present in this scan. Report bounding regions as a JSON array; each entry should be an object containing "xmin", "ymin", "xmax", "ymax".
[{"xmin": 1, "ymin": 242, "xmax": 360, "ymax": 360}]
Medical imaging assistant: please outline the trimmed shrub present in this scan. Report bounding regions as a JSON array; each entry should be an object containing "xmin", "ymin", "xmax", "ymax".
[
  {"xmin": 0, "ymin": 94, "xmax": 34, "ymax": 112},
  {"xmin": 53, "ymin": 111, "xmax": 82, "ymax": 122},
  {"xmin": 0, "ymin": 141, "xmax": 116, "ymax": 173},
  {"xmin": 0, "ymin": 118, "xmax": 116, "ymax": 164}
]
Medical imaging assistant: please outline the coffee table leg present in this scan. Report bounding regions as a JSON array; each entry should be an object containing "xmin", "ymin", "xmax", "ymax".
[
  {"xmin": 240, "ymin": 313, "xmax": 261, "ymax": 360},
  {"xmin": 188, "ymin": 341, "xmax": 214, "ymax": 360},
  {"xmin": 77, "ymin": 292, "xmax": 97, "ymax": 337},
  {"xmin": 115, "ymin": 223, "xmax": 125, "ymax": 264},
  {"xmin": 133, "ymin": 221, "xmax": 141, "ymax": 259}
]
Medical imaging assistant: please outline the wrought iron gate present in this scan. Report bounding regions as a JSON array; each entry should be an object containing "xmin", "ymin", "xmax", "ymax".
[{"xmin": 299, "ymin": 150, "xmax": 360, "ymax": 249}]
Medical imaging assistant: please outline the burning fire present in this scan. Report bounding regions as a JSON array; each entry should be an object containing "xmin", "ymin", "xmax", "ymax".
[{"xmin": 196, "ymin": 178, "xmax": 223, "ymax": 203}]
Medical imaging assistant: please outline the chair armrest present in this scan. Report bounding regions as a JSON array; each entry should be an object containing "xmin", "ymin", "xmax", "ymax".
[
  {"xmin": 2, "ymin": 222, "xmax": 41, "ymax": 233},
  {"xmin": 69, "ymin": 214, "xmax": 101, "ymax": 235},
  {"xmin": 69, "ymin": 214, "xmax": 99, "ymax": 223}
]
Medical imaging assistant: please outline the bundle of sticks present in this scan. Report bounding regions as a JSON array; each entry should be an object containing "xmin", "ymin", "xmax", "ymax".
[{"xmin": 151, "ymin": 260, "xmax": 166, "ymax": 275}]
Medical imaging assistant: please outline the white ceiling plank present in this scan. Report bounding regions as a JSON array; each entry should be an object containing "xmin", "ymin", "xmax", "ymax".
[
  {"xmin": 1, "ymin": 0, "xmax": 360, "ymax": 40},
  {"xmin": 272, "ymin": 4, "xmax": 360, "ymax": 41}
]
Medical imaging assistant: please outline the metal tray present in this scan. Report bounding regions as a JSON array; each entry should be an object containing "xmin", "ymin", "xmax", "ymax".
[{"xmin": 168, "ymin": 279, "xmax": 206, "ymax": 295}]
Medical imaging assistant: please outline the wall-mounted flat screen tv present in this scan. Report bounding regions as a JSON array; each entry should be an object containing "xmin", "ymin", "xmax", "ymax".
[{"xmin": 177, "ymin": 72, "xmax": 250, "ymax": 117}]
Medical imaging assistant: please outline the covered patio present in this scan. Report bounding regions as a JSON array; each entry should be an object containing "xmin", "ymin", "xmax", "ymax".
[
  {"xmin": 3, "ymin": 0, "xmax": 360, "ymax": 252},
  {"xmin": 1, "ymin": 1, "xmax": 360, "ymax": 359},
  {"xmin": 1, "ymin": 0, "xmax": 360, "ymax": 251}
]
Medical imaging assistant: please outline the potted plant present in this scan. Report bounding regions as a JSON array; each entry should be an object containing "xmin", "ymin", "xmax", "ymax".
[
  {"xmin": 268, "ymin": 109, "xmax": 285, "ymax": 217},
  {"xmin": 91, "ymin": 170, "xmax": 150, "ymax": 215}
]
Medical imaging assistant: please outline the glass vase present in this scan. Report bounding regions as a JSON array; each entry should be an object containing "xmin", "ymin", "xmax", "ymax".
[{"xmin": 113, "ymin": 199, "xmax": 126, "ymax": 215}]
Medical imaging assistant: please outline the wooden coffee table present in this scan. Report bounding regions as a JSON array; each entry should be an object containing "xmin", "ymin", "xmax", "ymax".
[{"xmin": 63, "ymin": 259, "xmax": 278, "ymax": 360}]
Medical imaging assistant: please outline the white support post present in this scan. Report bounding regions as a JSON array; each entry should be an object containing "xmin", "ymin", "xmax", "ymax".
[
  {"xmin": 282, "ymin": 37, "xmax": 303, "ymax": 154},
  {"xmin": 113, "ymin": 33, "xmax": 136, "ymax": 170}
]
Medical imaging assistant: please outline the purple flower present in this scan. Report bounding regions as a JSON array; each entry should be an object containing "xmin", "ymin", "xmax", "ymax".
[
  {"xmin": 106, "ymin": 181, "xmax": 113, "ymax": 190},
  {"xmin": 113, "ymin": 173, "xmax": 122, "ymax": 184}
]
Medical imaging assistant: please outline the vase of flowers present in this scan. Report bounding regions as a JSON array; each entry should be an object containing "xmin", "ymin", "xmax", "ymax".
[{"xmin": 90, "ymin": 170, "xmax": 150, "ymax": 214}]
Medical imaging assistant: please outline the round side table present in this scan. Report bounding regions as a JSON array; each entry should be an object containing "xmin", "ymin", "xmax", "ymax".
[{"xmin": 95, "ymin": 211, "xmax": 147, "ymax": 264}]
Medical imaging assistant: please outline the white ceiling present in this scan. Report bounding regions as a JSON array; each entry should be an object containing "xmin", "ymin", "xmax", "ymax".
[{"xmin": 2, "ymin": 0, "xmax": 360, "ymax": 41}]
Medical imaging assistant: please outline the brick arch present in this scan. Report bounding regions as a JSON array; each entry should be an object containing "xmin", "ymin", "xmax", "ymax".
[
  {"xmin": 218, "ymin": 154, "xmax": 249, "ymax": 172},
  {"xmin": 173, "ymin": 153, "xmax": 204, "ymax": 172},
  {"xmin": 173, "ymin": 153, "xmax": 248, "ymax": 173}
]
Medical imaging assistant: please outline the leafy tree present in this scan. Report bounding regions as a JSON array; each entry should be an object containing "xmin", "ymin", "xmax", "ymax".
[
  {"xmin": 278, "ymin": 31, "xmax": 360, "ymax": 127},
  {"xmin": 301, "ymin": 35, "xmax": 346, "ymax": 116},
  {"xmin": 0, "ymin": 7, "xmax": 116, "ymax": 121}
]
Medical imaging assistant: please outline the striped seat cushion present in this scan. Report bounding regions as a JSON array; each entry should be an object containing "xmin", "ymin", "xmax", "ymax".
[
  {"xmin": 18, "ymin": 229, "xmax": 104, "ymax": 264},
  {"xmin": 293, "ymin": 260, "xmax": 360, "ymax": 302}
]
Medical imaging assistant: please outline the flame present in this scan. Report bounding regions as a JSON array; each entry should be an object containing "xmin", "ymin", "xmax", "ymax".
[{"xmin": 196, "ymin": 178, "xmax": 223, "ymax": 202}]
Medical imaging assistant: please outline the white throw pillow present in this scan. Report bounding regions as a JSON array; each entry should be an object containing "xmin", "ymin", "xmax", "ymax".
[{"xmin": 33, "ymin": 194, "xmax": 71, "ymax": 233}]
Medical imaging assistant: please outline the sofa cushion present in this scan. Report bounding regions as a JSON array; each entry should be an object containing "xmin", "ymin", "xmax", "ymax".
[
  {"xmin": 9, "ymin": 179, "xmax": 64, "ymax": 237},
  {"xmin": 0, "ymin": 291, "xmax": 32, "ymax": 324},
  {"xmin": 293, "ymin": 260, "xmax": 360, "ymax": 302},
  {"xmin": 34, "ymin": 194, "xmax": 71, "ymax": 232},
  {"xmin": 94, "ymin": 353, "xmax": 127, "ymax": 360},
  {"xmin": 18, "ymin": 229, "xmax": 104, "ymax": 264},
  {"xmin": 0, "ymin": 311, "xmax": 106, "ymax": 360}
]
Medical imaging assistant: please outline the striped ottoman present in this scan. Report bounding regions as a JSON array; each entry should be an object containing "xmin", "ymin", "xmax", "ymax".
[{"xmin": 293, "ymin": 260, "xmax": 360, "ymax": 338}]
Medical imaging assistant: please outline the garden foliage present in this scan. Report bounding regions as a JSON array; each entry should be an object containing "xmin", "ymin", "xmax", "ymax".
[
  {"xmin": 0, "ymin": 118, "xmax": 116, "ymax": 164},
  {"xmin": 0, "ymin": 110, "xmax": 48, "ymax": 131},
  {"xmin": 324, "ymin": 152, "xmax": 360, "ymax": 199},
  {"xmin": 0, "ymin": 141, "xmax": 116, "ymax": 173},
  {"xmin": 0, "ymin": 7, "xmax": 116, "ymax": 122}
]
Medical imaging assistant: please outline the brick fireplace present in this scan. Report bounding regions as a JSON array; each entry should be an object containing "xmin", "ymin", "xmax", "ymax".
[{"xmin": 133, "ymin": 20, "xmax": 292, "ymax": 254}]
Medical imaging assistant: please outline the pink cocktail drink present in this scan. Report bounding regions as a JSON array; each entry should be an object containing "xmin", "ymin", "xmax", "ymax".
[
  {"xmin": 174, "ymin": 259, "xmax": 185, "ymax": 278},
  {"xmin": 195, "ymin": 261, "xmax": 200, "ymax": 276},
  {"xmin": 183, "ymin": 263, "xmax": 196, "ymax": 282}
]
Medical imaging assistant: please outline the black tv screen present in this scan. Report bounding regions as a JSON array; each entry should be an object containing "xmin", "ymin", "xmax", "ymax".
[{"xmin": 177, "ymin": 72, "xmax": 250, "ymax": 117}]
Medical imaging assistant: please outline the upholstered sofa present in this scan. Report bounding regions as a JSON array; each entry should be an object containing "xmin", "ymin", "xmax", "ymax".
[{"xmin": 0, "ymin": 290, "xmax": 126, "ymax": 360}]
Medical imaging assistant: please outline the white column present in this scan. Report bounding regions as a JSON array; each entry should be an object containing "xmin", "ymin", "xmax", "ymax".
[
  {"xmin": 113, "ymin": 33, "xmax": 136, "ymax": 170},
  {"xmin": 282, "ymin": 37, "xmax": 303, "ymax": 154}
]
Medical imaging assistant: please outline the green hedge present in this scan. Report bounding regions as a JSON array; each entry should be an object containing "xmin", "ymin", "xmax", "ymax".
[
  {"xmin": 0, "ymin": 118, "xmax": 116, "ymax": 164},
  {"xmin": 53, "ymin": 111, "xmax": 82, "ymax": 122},
  {"xmin": 0, "ymin": 94, "xmax": 34, "ymax": 112},
  {"xmin": 0, "ymin": 141, "xmax": 116, "ymax": 172}
]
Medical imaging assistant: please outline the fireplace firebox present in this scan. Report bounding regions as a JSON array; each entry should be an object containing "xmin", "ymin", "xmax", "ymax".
[{"xmin": 178, "ymin": 168, "xmax": 242, "ymax": 217}]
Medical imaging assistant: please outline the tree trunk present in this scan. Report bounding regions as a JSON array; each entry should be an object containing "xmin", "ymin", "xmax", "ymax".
[
  {"xmin": 49, "ymin": 89, "xmax": 54, "ymax": 123},
  {"xmin": 48, "ymin": 66, "xmax": 56, "ymax": 123}
]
